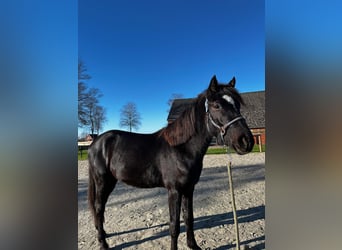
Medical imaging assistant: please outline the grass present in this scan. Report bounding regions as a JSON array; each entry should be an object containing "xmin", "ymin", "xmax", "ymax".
[
  {"xmin": 206, "ymin": 144, "xmax": 265, "ymax": 154},
  {"xmin": 78, "ymin": 150, "xmax": 88, "ymax": 161},
  {"xmin": 78, "ymin": 144, "xmax": 265, "ymax": 160}
]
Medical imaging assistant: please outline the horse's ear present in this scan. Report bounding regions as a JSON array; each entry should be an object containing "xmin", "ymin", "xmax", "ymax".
[
  {"xmin": 209, "ymin": 75, "xmax": 218, "ymax": 93},
  {"xmin": 227, "ymin": 77, "xmax": 236, "ymax": 88}
]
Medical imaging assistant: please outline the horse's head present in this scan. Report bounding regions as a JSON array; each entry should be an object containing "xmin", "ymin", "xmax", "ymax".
[{"xmin": 205, "ymin": 75, "xmax": 254, "ymax": 154}]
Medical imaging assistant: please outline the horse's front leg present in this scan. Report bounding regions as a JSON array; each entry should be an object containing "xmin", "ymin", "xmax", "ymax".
[
  {"xmin": 182, "ymin": 186, "xmax": 201, "ymax": 250},
  {"xmin": 168, "ymin": 188, "xmax": 182, "ymax": 250}
]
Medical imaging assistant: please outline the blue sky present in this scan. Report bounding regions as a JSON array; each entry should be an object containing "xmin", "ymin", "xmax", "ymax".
[{"xmin": 79, "ymin": 0, "xmax": 265, "ymax": 134}]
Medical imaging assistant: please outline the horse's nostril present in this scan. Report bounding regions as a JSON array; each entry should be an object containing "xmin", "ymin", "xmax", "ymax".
[{"xmin": 241, "ymin": 136, "xmax": 248, "ymax": 147}]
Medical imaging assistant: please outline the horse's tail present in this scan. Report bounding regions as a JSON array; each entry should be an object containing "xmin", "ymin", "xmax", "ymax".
[{"xmin": 88, "ymin": 159, "xmax": 96, "ymax": 219}]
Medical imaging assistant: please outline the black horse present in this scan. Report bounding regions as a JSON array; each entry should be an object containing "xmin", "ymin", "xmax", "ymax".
[{"xmin": 88, "ymin": 75, "xmax": 254, "ymax": 250}]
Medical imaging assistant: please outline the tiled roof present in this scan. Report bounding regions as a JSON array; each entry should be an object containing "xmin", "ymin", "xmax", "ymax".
[
  {"xmin": 167, "ymin": 98, "xmax": 195, "ymax": 121},
  {"xmin": 240, "ymin": 91, "xmax": 265, "ymax": 128},
  {"xmin": 167, "ymin": 91, "xmax": 265, "ymax": 129}
]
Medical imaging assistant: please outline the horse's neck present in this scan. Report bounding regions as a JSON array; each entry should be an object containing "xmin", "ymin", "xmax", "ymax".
[{"xmin": 187, "ymin": 100, "xmax": 213, "ymax": 154}]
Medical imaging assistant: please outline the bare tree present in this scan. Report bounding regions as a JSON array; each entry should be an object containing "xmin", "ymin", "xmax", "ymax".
[
  {"xmin": 119, "ymin": 102, "xmax": 142, "ymax": 132},
  {"xmin": 78, "ymin": 60, "xmax": 91, "ymax": 126},
  {"xmin": 93, "ymin": 105, "xmax": 106, "ymax": 134},
  {"xmin": 84, "ymin": 87, "xmax": 103, "ymax": 135},
  {"xmin": 78, "ymin": 59, "xmax": 107, "ymax": 134}
]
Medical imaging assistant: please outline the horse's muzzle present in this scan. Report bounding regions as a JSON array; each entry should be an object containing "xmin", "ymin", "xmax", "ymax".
[
  {"xmin": 235, "ymin": 133, "xmax": 254, "ymax": 154},
  {"xmin": 225, "ymin": 129, "xmax": 254, "ymax": 155}
]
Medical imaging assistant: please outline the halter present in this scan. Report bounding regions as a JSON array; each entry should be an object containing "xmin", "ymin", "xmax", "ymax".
[{"xmin": 205, "ymin": 98, "xmax": 244, "ymax": 139}]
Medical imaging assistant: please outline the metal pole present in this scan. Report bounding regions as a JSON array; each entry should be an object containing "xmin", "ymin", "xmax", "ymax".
[{"xmin": 227, "ymin": 160, "xmax": 240, "ymax": 250}]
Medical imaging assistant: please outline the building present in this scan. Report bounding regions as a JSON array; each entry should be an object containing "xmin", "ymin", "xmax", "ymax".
[
  {"xmin": 239, "ymin": 91, "xmax": 265, "ymax": 146},
  {"xmin": 167, "ymin": 91, "xmax": 265, "ymax": 147},
  {"xmin": 85, "ymin": 134, "xmax": 98, "ymax": 142}
]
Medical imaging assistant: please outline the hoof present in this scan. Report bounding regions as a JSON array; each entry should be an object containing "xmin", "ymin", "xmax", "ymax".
[
  {"xmin": 99, "ymin": 240, "xmax": 109, "ymax": 250},
  {"xmin": 188, "ymin": 243, "xmax": 201, "ymax": 250}
]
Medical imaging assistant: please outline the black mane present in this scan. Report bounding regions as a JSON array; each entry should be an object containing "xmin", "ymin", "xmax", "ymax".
[{"xmin": 159, "ymin": 93, "xmax": 206, "ymax": 146}]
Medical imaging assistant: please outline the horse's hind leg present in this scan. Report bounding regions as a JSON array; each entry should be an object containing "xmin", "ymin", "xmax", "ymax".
[{"xmin": 93, "ymin": 172, "xmax": 117, "ymax": 250}]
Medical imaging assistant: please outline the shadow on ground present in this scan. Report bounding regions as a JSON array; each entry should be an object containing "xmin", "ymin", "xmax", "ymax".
[{"xmin": 106, "ymin": 205, "xmax": 265, "ymax": 250}]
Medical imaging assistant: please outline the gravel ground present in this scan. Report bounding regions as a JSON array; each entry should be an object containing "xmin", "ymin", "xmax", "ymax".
[{"xmin": 78, "ymin": 152, "xmax": 265, "ymax": 250}]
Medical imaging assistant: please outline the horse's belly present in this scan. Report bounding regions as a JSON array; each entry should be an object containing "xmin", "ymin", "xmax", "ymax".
[{"xmin": 111, "ymin": 162, "xmax": 164, "ymax": 188}]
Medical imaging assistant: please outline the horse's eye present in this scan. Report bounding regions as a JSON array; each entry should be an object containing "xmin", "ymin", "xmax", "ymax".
[{"xmin": 213, "ymin": 103, "xmax": 221, "ymax": 109}]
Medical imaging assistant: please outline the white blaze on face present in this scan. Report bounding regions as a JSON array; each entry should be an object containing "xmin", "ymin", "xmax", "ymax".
[{"xmin": 222, "ymin": 94, "xmax": 235, "ymax": 106}]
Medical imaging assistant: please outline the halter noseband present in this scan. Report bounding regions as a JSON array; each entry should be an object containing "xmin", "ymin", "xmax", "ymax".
[{"xmin": 205, "ymin": 98, "xmax": 244, "ymax": 137}]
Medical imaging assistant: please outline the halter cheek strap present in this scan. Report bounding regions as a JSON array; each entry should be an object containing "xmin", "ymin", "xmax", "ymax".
[
  {"xmin": 208, "ymin": 114, "xmax": 244, "ymax": 135},
  {"xmin": 205, "ymin": 99, "xmax": 244, "ymax": 137}
]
